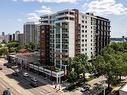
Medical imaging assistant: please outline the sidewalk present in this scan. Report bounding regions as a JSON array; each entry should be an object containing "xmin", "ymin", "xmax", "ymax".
[{"xmin": 87, "ymin": 76, "xmax": 106, "ymax": 87}]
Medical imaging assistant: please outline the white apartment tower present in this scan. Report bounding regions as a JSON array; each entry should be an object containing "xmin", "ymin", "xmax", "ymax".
[{"xmin": 39, "ymin": 9, "xmax": 110, "ymax": 67}]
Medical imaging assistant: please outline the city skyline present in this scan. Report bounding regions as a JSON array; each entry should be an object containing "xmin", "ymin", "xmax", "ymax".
[{"xmin": 0, "ymin": 0, "xmax": 127, "ymax": 37}]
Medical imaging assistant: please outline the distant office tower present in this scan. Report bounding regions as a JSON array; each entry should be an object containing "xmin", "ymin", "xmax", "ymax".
[
  {"xmin": 18, "ymin": 33, "xmax": 24, "ymax": 44},
  {"xmin": 15, "ymin": 31, "xmax": 20, "ymax": 41},
  {"xmin": 2, "ymin": 32, "xmax": 4, "ymax": 36},
  {"xmin": 39, "ymin": 9, "xmax": 110, "ymax": 67},
  {"xmin": 1, "ymin": 32, "xmax": 5, "ymax": 42},
  {"xmin": 12, "ymin": 34, "xmax": 15, "ymax": 41},
  {"xmin": 8, "ymin": 34, "xmax": 13, "ymax": 42},
  {"xmin": 23, "ymin": 22, "xmax": 38, "ymax": 45}
]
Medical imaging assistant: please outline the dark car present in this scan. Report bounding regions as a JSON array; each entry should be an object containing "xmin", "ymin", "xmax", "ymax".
[
  {"xmin": 30, "ymin": 81, "xmax": 38, "ymax": 87},
  {"xmin": 12, "ymin": 72, "xmax": 18, "ymax": 76},
  {"xmin": 2, "ymin": 88, "xmax": 11, "ymax": 95},
  {"xmin": 3, "ymin": 63, "xmax": 7, "ymax": 66},
  {"xmin": 0, "ymin": 67, "xmax": 2, "ymax": 70},
  {"xmin": 30, "ymin": 77, "xmax": 38, "ymax": 87},
  {"xmin": 31, "ymin": 77, "xmax": 37, "ymax": 82},
  {"xmin": 82, "ymin": 83, "xmax": 91, "ymax": 88},
  {"xmin": 6, "ymin": 64, "xmax": 11, "ymax": 68}
]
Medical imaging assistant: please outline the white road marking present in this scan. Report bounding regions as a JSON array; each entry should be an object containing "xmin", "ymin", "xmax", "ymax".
[{"xmin": 0, "ymin": 82, "xmax": 6, "ymax": 89}]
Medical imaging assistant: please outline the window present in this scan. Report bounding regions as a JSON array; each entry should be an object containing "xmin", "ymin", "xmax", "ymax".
[
  {"xmin": 56, "ymin": 44, "xmax": 60, "ymax": 48},
  {"xmin": 91, "ymin": 39, "xmax": 92, "ymax": 42},
  {"xmin": 82, "ymin": 25, "xmax": 84, "ymax": 28},
  {"xmin": 91, "ymin": 48, "xmax": 92, "ymax": 50},
  {"xmin": 82, "ymin": 35, "xmax": 84, "ymax": 37},
  {"xmin": 85, "ymin": 44, "xmax": 87, "ymax": 47},
  {"xmin": 82, "ymin": 20, "xmax": 84, "ymax": 23},
  {"xmin": 56, "ymin": 34, "xmax": 60, "ymax": 38},
  {"xmin": 82, "ymin": 39, "xmax": 84, "ymax": 42},
  {"xmin": 82, "ymin": 44, "xmax": 84, "ymax": 47},
  {"xmin": 91, "ymin": 35, "xmax": 92, "ymax": 37},
  {"xmin": 82, "ymin": 49, "xmax": 84, "ymax": 51},
  {"xmin": 56, "ymin": 39, "xmax": 60, "ymax": 43},
  {"xmin": 82, "ymin": 16, "xmax": 84, "ymax": 19},
  {"xmin": 91, "ymin": 26, "xmax": 92, "ymax": 29},
  {"xmin": 85, "ymin": 39, "xmax": 87, "ymax": 42},
  {"xmin": 91, "ymin": 43, "xmax": 92, "ymax": 46},
  {"xmin": 85, "ymin": 30, "xmax": 87, "ymax": 33},
  {"xmin": 91, "ymin": 31, "xmax": 92, "ymax": 33},
  {"xmin": 85, "ymin": 26, "xmax": 87, "ymax": 28},
  {"xmin": 82, "ymin": 30, "xmax": 84, "ymax": 33},
  {"xmin": 85, "ymin": 35, "xmax": 87, "ymax": 38},
  {"xmin": 85, "ymin": 21, "xmax": 87, "ymax": 23},
  {"xmin": 85, "ymin": 48, "xmax": 87, "ymax": 51}
]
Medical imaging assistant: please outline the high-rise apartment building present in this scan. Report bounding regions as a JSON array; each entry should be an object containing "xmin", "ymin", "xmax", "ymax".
[
  {"xmin": 95, "ymin": 16, "xmax": 110, "ymax": 54},
  {"xmin": 39, "ymin": 9, "xmax": 110, "ymax": 67},
  {"xmin": 24, "ymin": 22, "xmax": 38, "ymax": 44}
]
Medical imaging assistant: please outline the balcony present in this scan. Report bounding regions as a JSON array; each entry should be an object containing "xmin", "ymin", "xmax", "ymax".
[{"xmin": 56, "ymin": 14, "xmax": 74, "ymax": 19}]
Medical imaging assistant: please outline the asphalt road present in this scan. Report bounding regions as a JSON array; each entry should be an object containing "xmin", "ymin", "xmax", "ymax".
[
  {"xmin": 0, "ymin": 59, "xmax": 61, "ymax": 95},
  {"xmin": 0, "ymin": 77, "xmax": 23, "ymax": 95}
]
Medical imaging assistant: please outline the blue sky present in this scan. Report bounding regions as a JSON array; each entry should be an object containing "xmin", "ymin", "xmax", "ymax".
[{"xmin": 0, "ymin": 0, "xmax": 127, "ymax": 37}]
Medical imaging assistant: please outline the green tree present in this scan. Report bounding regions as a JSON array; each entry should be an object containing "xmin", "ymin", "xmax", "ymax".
[
  {"xmin": 0, "ymin": 47, "xmax": 8, "ymax": 57},
  {"xmin": 29, "ymin": 42, "xmax": 36, "ymax": 50},
  {"xmin": 95, "ymin": 44, "xmax": 127, "ymax": 89},
  {"xmin": 67, "ymin": 54, "xmax": 92, "ymax": 83}
]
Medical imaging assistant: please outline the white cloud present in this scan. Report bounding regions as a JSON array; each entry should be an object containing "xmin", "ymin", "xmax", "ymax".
[
  {"xmin": 27, "ymin": 5, "xmax": 52, "ymax": 22},
  {"xmin": 35, "ymin": 5, "xmax": 53, "ymax": 14},
  {"xmin": 83, "ymin": 0, "xmax": 127, "ymax": 16},
  {"xmin": 23, "ymin": 0, "xmax": 78, "ymax": 3},
  {"xmin": 27, "ymin": 13, "xmax": 40, "ymax": 22}
]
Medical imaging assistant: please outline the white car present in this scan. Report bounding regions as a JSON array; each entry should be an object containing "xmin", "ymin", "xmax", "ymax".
[{"xmin": 23, "ymin": 72, "xmax": 29, "ymax": 77}]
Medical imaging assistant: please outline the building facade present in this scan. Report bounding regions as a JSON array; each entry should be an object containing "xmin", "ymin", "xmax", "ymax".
[
  {"xmin": 15, "ymin": 31, "xmax": 20, "ymax": 41},
  {"xmin": 39, "ymin": 9, "xmax": 110, "ymax": 68},
  {"xmin": 24, "ymin": 22, "xmax": 38, "ymax": 45},
  {"xmin": 18, "ymin": 33, "xmax": 24, "ymax": 44},
  {"xmin": 95, "ymin": 16, "xmax": 110, "ymax": 55}
]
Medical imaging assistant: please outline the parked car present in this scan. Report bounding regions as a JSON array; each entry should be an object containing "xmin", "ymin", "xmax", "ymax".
[
  {"xmin": 82, "ymin": 83, "xmax": 91, "ymax": 88},
  {"xmin": 31, "ymin": 77, "xmax": 38, "ymax": 82},
  {"xmin": 80, "ymin": 87, "xmax": 89, "ymax": 92},
  {"xmin": 23, "ymin": 72, "xmax": 29, "ymax": 77},
  {"xmin": 12, "ymin": 72, "xmax": 18, "ymax": 76},
  {"xmin": 6, "ymin": 65, "xmax": 11, "ymax": 68},
  {"xmin": 30, "ymin": 77, "xmax": 38, "ymax": 87},
  {"xmin": 15, "ymin": 69, "xmax": 20, "ymax": 73},
  {"xmin": 3, "ymin": 63, "xmax": 7, "ymax": 66},
  {"xmin": 2, "ymin": 88, "xmax": 11, "ymax": 95},
  {"xmin": 0, "ymin": 67, "xmax": 3, "ymax": 70}
]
